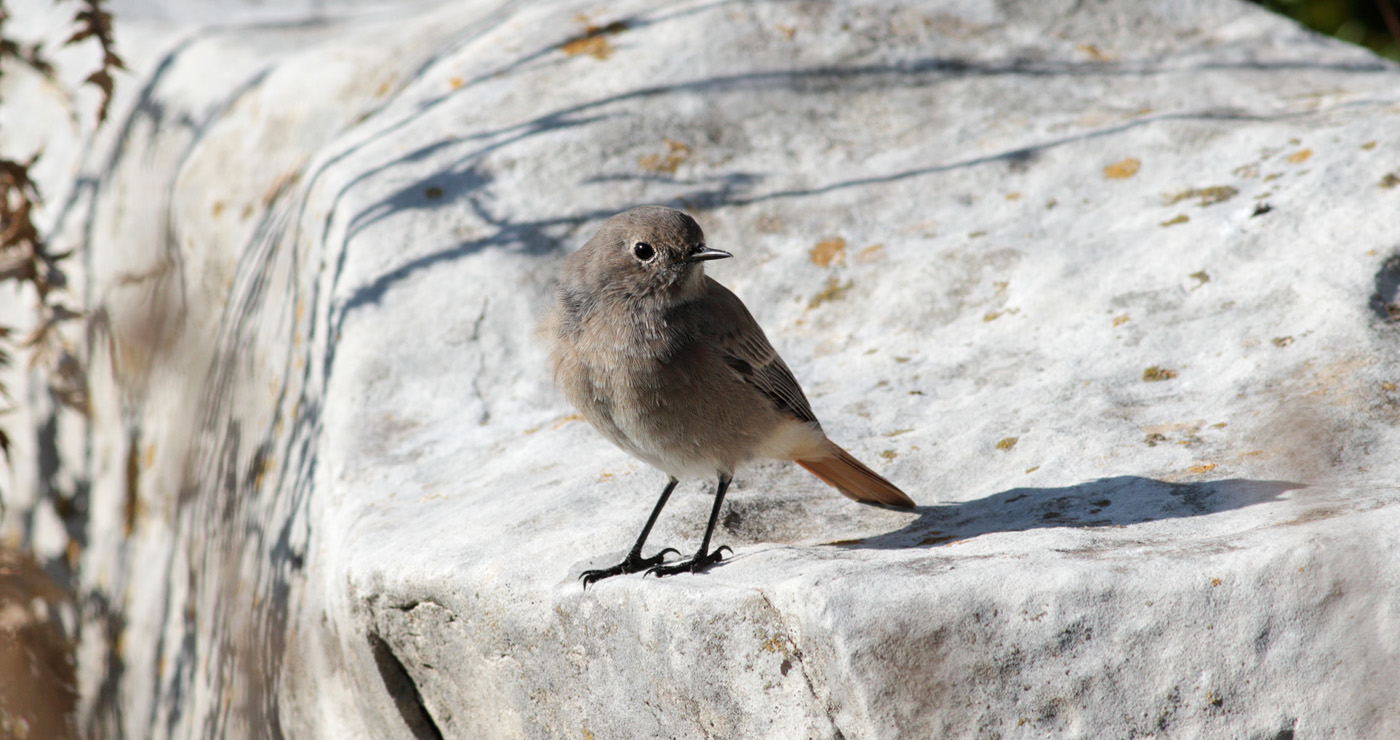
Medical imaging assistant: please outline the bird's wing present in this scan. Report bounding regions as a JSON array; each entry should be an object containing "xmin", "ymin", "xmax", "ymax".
[{"xmin": 695, "ymin": 277, "xmax": 819, "ymax": 425}]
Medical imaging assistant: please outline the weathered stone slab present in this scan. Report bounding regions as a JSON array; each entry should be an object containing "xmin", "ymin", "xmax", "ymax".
[{"xmin": 3, "ymin": 0, "xmax": 1399, "ymax": 737}]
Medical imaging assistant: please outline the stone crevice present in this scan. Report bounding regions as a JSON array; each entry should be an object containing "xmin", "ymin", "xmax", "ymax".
[{"xmin": 366, "ymin": 631, "xmax": 444, "ymax": 740}]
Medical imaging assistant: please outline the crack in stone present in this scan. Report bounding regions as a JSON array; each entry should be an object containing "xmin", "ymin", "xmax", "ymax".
[
  {"xmin": 1370, "ymin": 251, "xmax": 1400, "ymax": 323},
  {"xmin": 753, "ymin": 589, "xmax": 839, "ymax": 735}
]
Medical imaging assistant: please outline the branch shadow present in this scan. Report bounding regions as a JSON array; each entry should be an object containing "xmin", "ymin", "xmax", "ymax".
[{"xmin": 842, "ymin": 476, "xmax": 1305, "ymax": 549}]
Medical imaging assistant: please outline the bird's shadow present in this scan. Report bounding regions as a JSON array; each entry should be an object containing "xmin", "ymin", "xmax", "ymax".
[{"xmin": 837, "ymin": 476, "xmax": 1305, "ymax": 549}]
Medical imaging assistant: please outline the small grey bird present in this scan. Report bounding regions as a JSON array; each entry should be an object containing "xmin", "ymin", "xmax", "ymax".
[{"xmin": 546, "ymin": 205, "xmax": 915, "ymax": 586}]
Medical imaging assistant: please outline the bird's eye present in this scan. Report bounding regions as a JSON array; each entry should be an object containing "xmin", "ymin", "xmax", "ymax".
[{"xmin": 632, "ymin": 242, "xmax": 655, "ymax": 261}]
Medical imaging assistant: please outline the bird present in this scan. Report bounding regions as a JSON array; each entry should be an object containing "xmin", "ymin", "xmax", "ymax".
[{"xmin": 544, "ymin": 205, "xmax": 915, "ymax": 586}]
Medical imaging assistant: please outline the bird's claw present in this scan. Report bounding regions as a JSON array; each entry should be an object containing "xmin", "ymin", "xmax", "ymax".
[
  {"xmin": 644, "ymin": 546, "xmax": 732, "ymax": 578},
  {"xmin": 580, "ymin": 548, "xmax": 681, "ymax": 587}
]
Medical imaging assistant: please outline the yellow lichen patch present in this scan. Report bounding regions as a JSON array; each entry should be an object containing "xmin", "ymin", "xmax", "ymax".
[
  {"xmin": 638, "ymin": 139, "xmax": 691, "ymax": 174},
  {"xmin": 880, "ymin": 449, "xmax": 898, "ymax": 461},
  {"xmin": 1209, "ymin": 577, "xmax": 1222, "ymax": 587},
  {"xmin": 1160, "ymin": 214, "xmax": 1189, "ymax": 227},
  {"xmin": 996, "ymin": 436, "xmax": 1018, "ymax": 451},
  {"xmin": 807, "ymin": 275, "xmax": 852, "ymax": 309},
  {"xmin": 1189, "ymin": 270, "xmax": 1210, "ymax": 285},
  {"xmin": 760, "ymin": 632, "xmax": 796, "ymax": 658},
  {"xmin": 885, "ymin": 428, "xmax": 914, "ymax": 437},
  {"xmin": 1165, "ymin": 186, "xmax": 1238, "ymax": 206},
  {"xmin": 1286, "ymin": 148, "xmax": 1312, "ymax": 164},
  {"xmin": 1362, "ymin": 141, "xmax": 1377, "ymax": 150},
  {"xmin": 1383, "ymin": 382, "xmax": 1397, "ymax": 391},
  {"xmin": 856, "ymin": 243, "xmax": 884, "ymax": 263},
  {"xmin": 448, "ymin": 77, "xmax": 464, "ymax": 90},
  {"xmin": 1103, "ymin": 157, "xmax": 1141, "ymax": 179},
  {"xmin": 262, "ymin": 168, "xmax": 303, "ymax": 206},
  {"xmin": 1236, "ymin": 450, "xmax": 1264, "ymax": 458},
  {"xmin": 560, "ymin": 18, "xmax": 629, "ymax": 59},
  {"xmin": 252, "ymin": 455, "xmax": 275, "ymax": 489},
  {"xmin": 1142, "ymin": 366, "xmax": 1177, "ymax": 382},
  {"xmin": 1381, "ymin": 173, "xmax": 1400, "ymax": 189},
  {"xmin": 1076, "ymin": 43, "xmax": 1116, "ymax": 61},
  {"xmin": 1025, "ymin": 466, "xmax": 1039, "ymax": 474},
  {"xmin": 809, "ymin": 237, "xmax": 847, "ymax": 267},
  {"xmin": 1005, "ymin": 191, "xmax": 1022, "ymax": 201},
  {"xmin": 776, "ymin": 25, "xmax": 796, "ymax": 39},
  {"xmin": 1188, "ymin": 463, "xmax": 1216, "ymax": 474},
  {"xmin": 212, "ymin": 201, "xmax": 225, "ymax": 218},
  {"xmin": 1112, "ymin": 314, "xmax": 1130, "ymax": 327}
]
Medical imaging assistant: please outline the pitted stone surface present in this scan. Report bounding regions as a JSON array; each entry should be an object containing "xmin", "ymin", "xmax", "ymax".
[{"xmin": 2, "ymin": 0, "xmax": 1399, "ymax": 738}]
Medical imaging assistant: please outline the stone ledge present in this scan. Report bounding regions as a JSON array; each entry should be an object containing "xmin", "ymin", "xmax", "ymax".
[{"xmin": 2, "ymin": 0, "xmax": 1399, "ymax": 738}]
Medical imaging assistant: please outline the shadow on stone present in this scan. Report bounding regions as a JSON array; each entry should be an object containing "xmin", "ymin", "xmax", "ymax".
[
  {"xmin": 844, "ymin": 476, "xmax": 1305, "ymax": 549},
  {"xmin": 368, "ymin": 632, "xmax": 444, "ymax": 740},
  {"xmin": 1370, "ymin": 251, "xmax": 1400, "ymax": 323}
]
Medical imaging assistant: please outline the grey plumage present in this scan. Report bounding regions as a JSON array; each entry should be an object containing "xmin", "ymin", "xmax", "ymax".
[{"xmin": 546, "ymin": 205, "xmax": 913, "ymax": 584}]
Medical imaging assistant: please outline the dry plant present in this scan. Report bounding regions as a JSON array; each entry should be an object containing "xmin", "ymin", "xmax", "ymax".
[{"xmin": 0, "ymin": 0, "xmax": 123, "ymax": 472}]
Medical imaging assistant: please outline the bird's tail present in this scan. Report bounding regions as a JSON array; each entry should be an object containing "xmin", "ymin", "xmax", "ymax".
[{"xmin": 795, "ymin": 440, "xmax": 915, "ymax": 509}]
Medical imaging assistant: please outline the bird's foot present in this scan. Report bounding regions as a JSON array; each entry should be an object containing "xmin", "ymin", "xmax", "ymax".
[
  {"xmin": 580, "ymin": 548, "xmax": 680, "ymax": 587},
  {"xmin": 645, "ymin": 546, "xmax": 732, "ymax": 578}
]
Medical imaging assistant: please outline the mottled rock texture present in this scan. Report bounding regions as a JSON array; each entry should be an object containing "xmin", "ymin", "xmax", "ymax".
[{"xmin": 2, "ymin": 0, "xmax": 1399, "ymax": 738}]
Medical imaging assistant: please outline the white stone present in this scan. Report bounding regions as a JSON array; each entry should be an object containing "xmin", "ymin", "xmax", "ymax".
[{"xmin": 3, "ymin": 0, "xmax": 1400, "ymax": 738}]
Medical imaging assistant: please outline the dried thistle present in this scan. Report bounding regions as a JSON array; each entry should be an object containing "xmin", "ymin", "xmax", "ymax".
[
  {"xmin": 0, "ymin": 0, "xmax": 125, "ymax": 459},
  {"xmin": 65, "ymin": 0, "xmax": 125, "ymax": 124}
]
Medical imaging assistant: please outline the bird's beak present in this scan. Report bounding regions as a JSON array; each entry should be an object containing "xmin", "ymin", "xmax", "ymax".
[{"xmin": 686, "ymin": 247, "xmax": 732, "ymax": 262}]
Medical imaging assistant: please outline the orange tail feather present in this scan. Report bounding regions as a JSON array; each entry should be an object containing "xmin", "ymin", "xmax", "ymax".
[{"xmin": 795, "ymin": 442, "xmax": 915, "ymax": 509}]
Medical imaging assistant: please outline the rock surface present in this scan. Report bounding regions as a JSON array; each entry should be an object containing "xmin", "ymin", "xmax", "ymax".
[{"xmin": 3, "ymin": 0, "xmax": 1400, "ymax": 737}]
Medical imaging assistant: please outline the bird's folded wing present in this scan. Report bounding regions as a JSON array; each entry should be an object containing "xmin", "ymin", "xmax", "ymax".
[{"xmin": 698, "ymin": 277, "xmax": 819, "ymax": 425}]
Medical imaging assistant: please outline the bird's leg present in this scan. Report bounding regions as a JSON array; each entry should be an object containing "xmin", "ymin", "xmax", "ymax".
[
  {"xmin": 647, "ymin": 474, "xmax": 733, "ymax": 578},
  {"xmin": 580, "ymin": 477, "xmax": 682, "ymax": 587}
]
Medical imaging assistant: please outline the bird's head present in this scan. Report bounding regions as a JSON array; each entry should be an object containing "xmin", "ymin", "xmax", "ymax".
[{"xmin": 567, "ymin": 205, "xmax": 730, "ymax": 302}]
